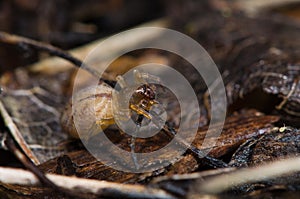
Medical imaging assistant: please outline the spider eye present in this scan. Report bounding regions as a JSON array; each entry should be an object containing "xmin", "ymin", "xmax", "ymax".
[{"xmin": 133, "ymin": 85, "xmax": 156, "ymax": 101}]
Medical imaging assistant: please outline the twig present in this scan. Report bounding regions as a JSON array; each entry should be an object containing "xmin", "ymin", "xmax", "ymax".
[
  {"xmin": 0, "ymin": 31, "xmax": 84, "ymax": 70},
  {"xmin": 3, "ymin": 134, "xmax": 57, "ymax": 189},
  {"xmin": 28, "ymin": 19, "xmax": 168, "ymax": 75},
  {"xmin": 0, "ymin": 31, "xmax": 115, "ymax": 86},
  {"xmin": 194, "ymin": 156, "xmax": 300, "ymax": 194},
  {"xmin": 0, "ymin": 100, "xmax": 39, "ymax": 164},
  {"xmin": 235, "ymin": 0, "xmax": 300, "ymax": 15},
  {"xmin": 3, "ymin": 133, "xmax": 85, "ymax": 198},
  {"xmin": 0, "ymin": 166, "xmax": 175, "ymax": 199}
]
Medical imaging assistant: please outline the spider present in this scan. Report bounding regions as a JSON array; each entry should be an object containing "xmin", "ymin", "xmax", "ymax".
[{"xmin": 61, "ymin": 70, "xmax": 227, "ymax": 169}]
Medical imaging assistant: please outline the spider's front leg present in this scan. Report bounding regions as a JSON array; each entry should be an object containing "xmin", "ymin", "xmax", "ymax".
[{"xmin": 133, "ymin": 69, "xmax": 161, "ymax": 85}]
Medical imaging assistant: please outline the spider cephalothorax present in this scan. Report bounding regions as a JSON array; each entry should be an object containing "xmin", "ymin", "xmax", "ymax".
[{"xmin": 130, "ymin": 84, "xmax": 158, "ymax": 115}]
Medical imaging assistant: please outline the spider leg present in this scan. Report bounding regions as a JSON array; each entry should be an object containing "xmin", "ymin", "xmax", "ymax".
[
  {"xmin": 130, "ymin": 114, "xmax": 144, "ymax": 170},
  {"xmin": 133, "ymin": 69, "xmax": 146, "ymax": 84},
  {"xmin": 116, "ymin": 75, "xmax": 128, "ymax": 88},
  {"xmin": 130, "ymin": 132, "xmax": 139, "ymax": 170},
  {"xmin": 133, "ymin": 69, "xmax": 161, "ymax": 84}
]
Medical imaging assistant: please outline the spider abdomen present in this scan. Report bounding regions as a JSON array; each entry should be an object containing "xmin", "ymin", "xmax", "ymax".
[{"xmin": 61, "ymin": 84, "xmax": 114, "ymax": 139}]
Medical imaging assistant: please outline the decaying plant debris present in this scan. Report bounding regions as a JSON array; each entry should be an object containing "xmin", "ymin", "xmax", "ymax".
[{"xmin": 0, "ymin": 1, "xmax": 299, "ymax": 199}]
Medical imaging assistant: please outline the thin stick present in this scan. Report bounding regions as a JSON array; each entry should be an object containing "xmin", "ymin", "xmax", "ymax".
[
  {"xmin": 0, "ymin": 166, "xmax": 174, "ymax": 199},
  {"xmin": 150, "ymin": 110, "xmax": 228, "ymax": 168},
  {"xmin": 3, "ymin": 133, "xmax": 82, "ymax": 198},
  {"xmin": 28, "ymin": 19, "xmax": 168, "ymax": 75},
  {"xmin": 0, "ymin": 31, "xmax": 84, "ymax": 69},
  {"xmin": 4, "ymin": 134, "xmax": 58, "ymax": 189},
  {"xmin": 162, "ymin": 124, "xmax": 228, "ymax": 168},
  {"xmin": 0, "ymin": 31, "xmax": 115, "ymax": 86},
  {"xmin": 196, "ymin": 156, "xmax": 300, "ymax": 194}
]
